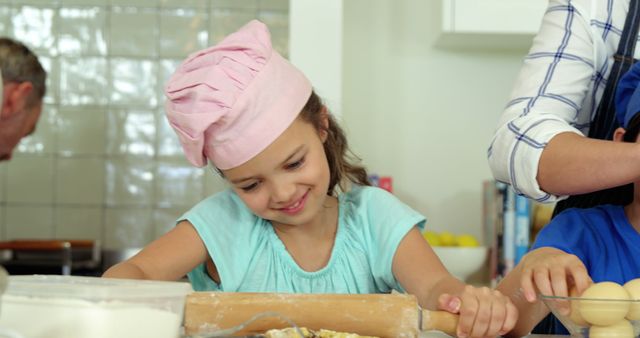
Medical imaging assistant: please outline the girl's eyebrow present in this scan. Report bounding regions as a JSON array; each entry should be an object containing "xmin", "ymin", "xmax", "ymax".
[
  {"xmin": 230, "ymin": 145, "xmax": 305, "ymax": 184},
  {"xmin": 279, "ymin": 145, "xmax": 304, "ymax": 166}
]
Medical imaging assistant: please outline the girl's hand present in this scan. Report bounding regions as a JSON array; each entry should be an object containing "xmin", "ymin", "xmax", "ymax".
[
  {"xmin": 438, "ymin": 285, "xmax": 518, "ymax": 338},
  {"xmin": 519, "ymin": 247, "xmax": 592, "ymax": 303}
]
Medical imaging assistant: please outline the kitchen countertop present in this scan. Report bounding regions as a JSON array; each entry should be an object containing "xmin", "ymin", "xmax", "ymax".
[
  {"xmin": 182, "ymin": 332, "xmax": 566, "ymax": 338},
  {"xmin": 421, "ymin": 333, "xmax": 564, "ymax": 338}
]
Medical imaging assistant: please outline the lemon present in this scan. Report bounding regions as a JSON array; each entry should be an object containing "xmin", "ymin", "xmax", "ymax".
[
  {"xmin": 422, "ymin": 231, "xmax": 441, "ymax": 246},
  {"xmin": 438, "ymin": 231, "xmax": 457, "ymax": 246},
  {"xmin": 456, "ymin": 234, "xmax": 480, "ymax": 247}
]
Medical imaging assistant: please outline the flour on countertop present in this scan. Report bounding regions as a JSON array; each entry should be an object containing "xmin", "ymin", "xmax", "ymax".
[{"xmin": 0, "ymin": 295, "xmax": 181, "ymax": 338}]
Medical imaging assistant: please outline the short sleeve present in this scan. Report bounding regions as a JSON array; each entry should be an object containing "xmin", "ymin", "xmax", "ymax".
[
  {"xmin": 180, "ymin": 189, "xmax": 263, "ymax": 291},
  {"xmin": 530, "ymin": 209, "xmax": 589, "ymax": 263},
  {"xmin": 348, "ymin": 187, "xmax": 426, "ymax": 292}
]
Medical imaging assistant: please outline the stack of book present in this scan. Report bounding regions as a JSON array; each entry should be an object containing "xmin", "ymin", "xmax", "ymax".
[{"xmin": 482, "ymin": 180, "xmax": 533, "ymax": 287}]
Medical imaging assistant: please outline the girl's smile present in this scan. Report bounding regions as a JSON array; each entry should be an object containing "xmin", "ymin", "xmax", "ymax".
[{"xmin": 277, "ymin": 189, "xmax": 309, "ymax": 215}]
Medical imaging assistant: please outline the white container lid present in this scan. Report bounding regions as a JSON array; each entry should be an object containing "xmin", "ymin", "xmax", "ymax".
[{"xmin": 6, "ymin": 275, "xmax": 193, "ymax": 301}]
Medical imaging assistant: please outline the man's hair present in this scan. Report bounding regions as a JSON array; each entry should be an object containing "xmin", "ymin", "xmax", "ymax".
[{"xmin": 0, "ymin": 37, "xmax": 46, "ymax": 109}]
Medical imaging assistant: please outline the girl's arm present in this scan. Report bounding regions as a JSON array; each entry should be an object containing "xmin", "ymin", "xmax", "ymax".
[
  {"xmin": 392, "ymin": 227, "xmax": 461, "ymax": 308},
  {"xmin": 103, "ymin": 220, "xmax": 209, "ymax": 281},
  {"xmin": 393, "ymin": 227, "xmax": 517, "ymax": 338},
  {"xmin": 496, "ymin": 247, "xmax": 592, "ymax": 338}
]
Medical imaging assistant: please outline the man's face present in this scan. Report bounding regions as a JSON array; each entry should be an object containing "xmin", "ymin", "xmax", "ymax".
[{"xmin": 0, "ymin": 102, "xmax": 42, "ymax": 161}]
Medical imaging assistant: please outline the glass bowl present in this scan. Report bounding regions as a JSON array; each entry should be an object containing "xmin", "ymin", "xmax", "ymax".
[{"xmin": 540, "ymin": 294, "xmax": 640, "ymax": 337}]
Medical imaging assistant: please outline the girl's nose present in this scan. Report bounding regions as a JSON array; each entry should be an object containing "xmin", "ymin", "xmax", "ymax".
[{"xmin": 269, "ymin": 179, "xmax": 296, "ymax": 204}]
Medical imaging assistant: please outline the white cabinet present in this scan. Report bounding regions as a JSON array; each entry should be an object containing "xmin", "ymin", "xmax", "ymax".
[{"xmin": 442, "ymin": 0, "xmax": 547, "ymax": 35}]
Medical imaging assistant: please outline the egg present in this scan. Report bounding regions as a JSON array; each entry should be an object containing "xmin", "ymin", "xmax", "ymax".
[
  {"xmin": 589, "ymin": 319, "xmax": 634, "ymax": 338},
  {"xmin": 579, "ymin": 282, "xmax": 631, "ymax": 326},
  {"xmin": 569, "ymin": 286, "xmax": 589, "ymax": 326},
  {"xmin": 623, "ymin": 278, "xmax": 640, "ymax": 320}
]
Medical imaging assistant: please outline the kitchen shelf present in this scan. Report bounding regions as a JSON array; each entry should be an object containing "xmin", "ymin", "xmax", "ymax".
[{"xmin": 0, "ymin": 239, "xmax": 101, "ymax": 276}]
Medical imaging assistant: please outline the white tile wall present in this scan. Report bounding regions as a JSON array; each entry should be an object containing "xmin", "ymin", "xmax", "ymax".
[
  {"xmin": 155, "ymin": 158, "xmax": 205, "ymax": 207},
  {"xmin": 55, "ymin": 157, "xmax": 105, "ymax": 205},
  {"xmin": 6, "ymin": 157, "xmax": 55, "ymax": 204},
  {"xmin": 57, "ymin": 107, "xmax": 106, "ymax": 155},
  {"xmin": 106, "ymin": 108, "xmax": 156, "ymax": 156},
  {"xmin": 210, "ymin": 9, "xmax": 257, "ymax": 46},
  {"xmin": 58, "ymin": 7, "xmax": 108, "ymax": 56},
  {"xmin": 159, "ymin": 8, "xmax": 209, "ymax": 58},
  {"xmin": 6, "ymin": 206, "xmax": 54, "ymax": 239},
  {"xmin": 0, "ymin": 0, "xmax": 289, "ymax": 249},
  {"xmin": 160, "ymin": 0, "xmax": 207, "ymax": 10},
  {"xmin": 153, "ymin": 206, "xmax": 187, "ymax": 237},
  {"xmin": 110, "ymin": 7, "xmax": 158, "ymax": 57},
  {"xmin": 0, "ymin": 206, "xmax": 3, "ymax": 240},
  {"xmin": 39, "ymin": 57, "xmax": 59, "ymax": 104},
  {"xmin": 0, "ymin": 8, "xmax": 11, "ymax": 40},
  {"xmin": 60, "ymin": 57, "xmax": 109, "ymax": 105},
  {"xmin": 104, "ymin": 207, "xmax": 153, "ymax": 248},
  {"xmin": 105, "ymin": 158, "xmax": 155, "ymax": 206},
  {"xmin": 0, "ymin": 163, "xmax": 5, "ymax": 204},
  {"xmin": 54, "ymin": 206, "xmax": 103, "ymax": 240},
  {"xmin": 16, "ymin": 107, "xmax": 56, "ymax": 154},
  {"xmin": 110, "ymin": 59, "xmax": 158, "ymax": 106},
  {"xmin": 12, "ymin": 6, "xmax": 58, "ymax": 56}
]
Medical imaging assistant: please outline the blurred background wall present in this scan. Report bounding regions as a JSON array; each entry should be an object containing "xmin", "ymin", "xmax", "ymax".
[
  {"xmin": 0, "ymin": 0, "xmax": 537, "ymax": 253},
  {"xmin": 0, "ymin": 0, "xmax": 288, "ymax": 250}
]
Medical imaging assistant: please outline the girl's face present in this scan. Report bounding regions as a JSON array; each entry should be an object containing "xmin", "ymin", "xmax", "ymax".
[{"xmin": 222, "ymin": 116, "xmax": 331, "ymax": 227}]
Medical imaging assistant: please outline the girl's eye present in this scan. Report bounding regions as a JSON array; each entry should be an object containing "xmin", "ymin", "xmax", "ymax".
[
  {"xmin": 285, "ymin": 157, "xmax": 305, "ymax": 170},
  {"xmin": 240, "ymin": 182, "xmax": 259, "ymax": 192}
]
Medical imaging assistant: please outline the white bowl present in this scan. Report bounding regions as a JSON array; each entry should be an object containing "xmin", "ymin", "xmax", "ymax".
[{"xmin": 432, "ymin": 246, "xmax": 488, "ymax": 282}]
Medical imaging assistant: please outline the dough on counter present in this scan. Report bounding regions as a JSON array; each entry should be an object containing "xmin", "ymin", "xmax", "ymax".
[{"xmin": 264, "ymin": 327, "xmax": 379, "ymax": 338}]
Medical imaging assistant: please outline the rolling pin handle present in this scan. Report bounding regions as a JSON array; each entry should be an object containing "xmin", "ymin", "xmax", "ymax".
[{"xmin": 421, "ymin": 310, "xmax": 459, "ymax": 337}]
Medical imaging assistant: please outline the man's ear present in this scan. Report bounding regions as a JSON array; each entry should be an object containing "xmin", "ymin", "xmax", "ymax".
[
  {"xmin": 319, "ymin": 105, "xmax": 330, "ymax": 142},
  {"xmin": 1, "ymin": 82, "xmax": 33, "ymax": 118},
  {"xmin": 613, "ymin": 127, "xmax": 626, "ymax": 142}
]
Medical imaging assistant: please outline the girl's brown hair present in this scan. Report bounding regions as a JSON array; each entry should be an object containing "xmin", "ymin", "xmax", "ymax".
[{"xmin": 299, "ymin": 91, "xmax": 370, "ymax": 195}]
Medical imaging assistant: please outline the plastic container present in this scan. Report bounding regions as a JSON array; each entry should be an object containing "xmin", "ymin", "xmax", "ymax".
[{"xmin": 0, "ymin": 275, "xmax": 193, "ymax": 338}]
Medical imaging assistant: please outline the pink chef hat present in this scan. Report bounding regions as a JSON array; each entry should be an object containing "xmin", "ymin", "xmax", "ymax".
[{"xmin": 164, "ymin": 20, "xmax": 312, "ymax": 169}]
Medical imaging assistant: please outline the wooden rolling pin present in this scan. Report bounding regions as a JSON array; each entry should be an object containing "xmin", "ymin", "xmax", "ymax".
[{"xmin": 184, "ymin": 292, "xmax": 459, "ymax": 338}]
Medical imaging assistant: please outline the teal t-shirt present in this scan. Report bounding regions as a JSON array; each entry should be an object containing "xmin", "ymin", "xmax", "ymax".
[{"xmin": 181, "ymin": 185, "xmax": 425, "ymax": 293}]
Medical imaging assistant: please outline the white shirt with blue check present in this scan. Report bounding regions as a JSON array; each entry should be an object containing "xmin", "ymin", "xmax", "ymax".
[{"xmin": 488, "ymin": 0, "xmax": 638, "ymax": 203}]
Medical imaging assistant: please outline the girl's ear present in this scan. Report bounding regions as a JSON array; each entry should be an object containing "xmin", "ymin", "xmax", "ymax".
[
  {"xmin": 613, "ymin": 127, "xmax": 626, "ymax": 142},
  {"xmin": 319, "ymin": 105, "xmax": 330, "ymax": 143}
]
